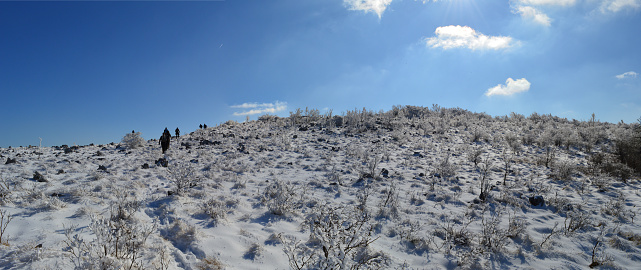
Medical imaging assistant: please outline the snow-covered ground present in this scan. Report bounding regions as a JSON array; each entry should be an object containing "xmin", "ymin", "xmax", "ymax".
[{"xmin": 1, "ymin": 106, "xmax": 640, "ymax": 269}]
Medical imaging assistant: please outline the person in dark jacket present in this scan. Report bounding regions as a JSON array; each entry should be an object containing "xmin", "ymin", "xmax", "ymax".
[
  {"xmin": 175, "ymin": 127, "xmax": 180, "ymax": 138},
  {"xmin": 160, "ymin": 128, "xmax": 171, "ymax": 154}
]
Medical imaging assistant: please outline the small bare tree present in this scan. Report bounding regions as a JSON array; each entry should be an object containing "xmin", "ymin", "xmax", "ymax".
[
  {"xmin": 478, "ymin": 155, "xmax": 493, "ymax": 201},
  {"xmin": 0, "ymin": 209, "xmax": 12, "ymax": 245}
]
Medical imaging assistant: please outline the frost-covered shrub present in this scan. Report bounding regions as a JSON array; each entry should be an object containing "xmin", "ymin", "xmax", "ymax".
[
  {"xmin": 551, "ymin": 159, "xmax": 575, "ymax": 181},
  {"xmin": 200, "ymin": 196, "xmax": 238, "ymax": 226},
  {"xmin": 470, "ymin": 128, "xmax": 488, "ymax": 143},
  {"xmin": 376, "ymin": 182, "xmax": 400, "ymax": 220},
  {"xmin": 281, "ymin": 204, "xmax": 387, "ymax": 270},
  {"xmin": 0, "ymin": 176, "xmax": 12, "ymax": 205},
  {"xmin": 63, "ymin": 210, "xmax": 156, "ymax": 270},
  {"xmin": 161, "ymin": 219, "xmax": 198, "ymax": 252},
  {"xmin": 244, "ymin": 243, "xmax": 263, "ymax": 261},
  {"xmin": 261, "ymin": 179, "xmax": 300, "ymax": 216},
  {"xmin": 168, "ymin": 162, "xmax": 201, "ymax": 195},
  {"xmin": 121, "ymin": 132, "xmax": 146, "ymax": 150},
  {"xmin": 466, "ymin": 146, "xmax": 484, "ymax": 167},
  {"xmin": 479, "ymin": 210, "xmax": 508, "ymax": 253},
  {"xmin": 434, "ymin": 154, "xmax": 457, "ymax": 180}
]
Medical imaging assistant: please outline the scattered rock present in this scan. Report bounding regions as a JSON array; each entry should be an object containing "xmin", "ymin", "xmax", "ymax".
[
  {"xmin": 57, "ymin": 169, "xmax": 65, "ymax": 174},
  {"xmin": 142, "ymin": 163, "xmax": 150, "ymax": 169},
  {"xmin": 5, "ymin": 158, "xmax": 17, "ymax": 164},
  {"xmin": 529, "ymin": 195, "xmax": 545, "ymax": 207},
  {"xmin": 200, "ymin": 140, "xmax": 221, "ymax": 146},
  {"xmin": 156, "ymin": 158, "xmax": 168, "ymax": 168},
  {"xmin": 181, "ymin": 142, "xmax": 191, "ymax": 149},
  {"xmin": 98, "ymin": 165, "xmax": 108, "ymax": 172},
  {"xmin": 381, "ymin": 168, "xmax": 389, "ymax": 178},
  {"xmin": 33, "ymin": 171, "xmax": 47, "ymax": 182}
]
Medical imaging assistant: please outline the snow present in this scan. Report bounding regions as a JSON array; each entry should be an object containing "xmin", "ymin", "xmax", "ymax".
[{"xmin": 0, "ymin": 107, "xmax": 640, "ymax": 269}]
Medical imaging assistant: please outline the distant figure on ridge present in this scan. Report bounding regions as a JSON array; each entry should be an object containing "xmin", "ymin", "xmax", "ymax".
[
  {"xmin": 199, "ymin": 124, "xmax": 203, "ymax": 129},
  {"xmin": 175, "ymin": 127, "xmax": 180, "ymax": 138},
  {"xmin": 160, "ymin": 128, "xmax": 171, "ymax": 154},
  {"xmin": 203, "ymin": 124, "xmax": 208, "ymax": 129}
]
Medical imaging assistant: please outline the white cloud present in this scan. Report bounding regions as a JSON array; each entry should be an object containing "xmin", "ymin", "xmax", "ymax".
[
  {"xmin": 616, "ymin": 71, "xmax": 638, "ymax": 79},
  {"xmin": 485, "ymin": 78, "xmax": 531, "ymax": 97},
  {"xmin": 601, "ymin": 0, "xmax": 641, "ymax": 13},
  {"xmin": 231, "ymin": 101, "xmax": 287, "ymax": 116},
  {"xmin": 425, "ymin": 25, "xmax": 514, "ymax": 50},
  {"xmin": 517, "ymin": 0, "xmax": 576, "ymax": 6},
  {"xmin": 514, "ymin": 5, "xmax": 552, "ymax": 26},
  {"xmin": 344, "ymin": 0, "xmax": 393, "ymax": 18}
]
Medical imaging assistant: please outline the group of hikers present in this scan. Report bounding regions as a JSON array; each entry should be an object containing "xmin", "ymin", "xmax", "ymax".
[{"xmin": 159, "ymin": 124, "xmax": 208, "ymax": 154}]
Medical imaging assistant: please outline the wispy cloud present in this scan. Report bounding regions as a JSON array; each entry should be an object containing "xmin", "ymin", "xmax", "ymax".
[
  {"xmin": 231, "ymin": 101, "xmax": 287, "ymax": 116},
  {"xmin": 517, "ymin": 0, "xmax": 577, "ymax": 6},
  {"xmin": 616, "ymin": 71, "xmax": 638, "ymax": 79},
  {"xmin": 513, "ymin": 5, "xmax": 552, "ymax": 26},
  {"xmin": 600, "ymin": 0, "xmax": 641, "ymax": 13},
  {"xmin": 485, "ymin": 78, "xmax": 531, "ymax": 96},
  {"xmin": 425, "ymin": 25, "xmax": 514, "ymax": 50},
  {"xmin": 344, "ymin": 0, "xmax": 393, "ymax": 19}
]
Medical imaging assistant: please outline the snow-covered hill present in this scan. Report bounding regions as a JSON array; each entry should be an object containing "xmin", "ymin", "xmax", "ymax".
[{"xmin": 1, "ymin": 106, "xmax": 640, "ymax": 269}]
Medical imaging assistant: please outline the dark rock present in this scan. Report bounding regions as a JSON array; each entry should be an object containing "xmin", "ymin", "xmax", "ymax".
[
  {"xmin": 237, "ymin": 143, "xmax": 247, "ymax": 153},
  {"xmin": 190, "ymin": 159, "xmax": 199, "ymax": 164},
  {"xmin": 98, "ymin": 165, "xmax": 108, "ymax": 172},
  {"xmin": 413, "ymin": 152, "xmax": 424, "ymax": 158},
  {"xmin": 361, "ymin": 173, "xmax": 374, "ymax": 179},
  {"xmin": 156, "ymin": 158, "xmax": 168, "ymax": 167},
  {"xmin": 57, "ymin": 169, "xmax": 65, "ymax": 174},
  {"xmin": 33, "ymin": 171, "xmax": 47, "ymax": 182},
  {"xmin": 299, "ymin": 126, "xmax": 308, "ymax": 131},
  {"xmin": 293, "ymin": 135, "xmax": 298, "ymax": 139},
  {"xmin": 141, "ymin": 163, "xmax": 150, "ymax": 169},
  {"xmin": 418, "ymin": 173, "xmax": 425, "ymax": 177},
  {"xmin": 381, "ymin": 168, "xmax": 389, "ymax": 178},
  {"xmin": 181, "ymin": 142, "xmax": 191, "ymax": 149},
  {"xmin": 200, "ymin": 140, "xmax": 221, "ymax": 146},
  {"xmin": 5, "ymin": 158, "xmax": 17, "ymax": 164},
  {"xmin": 529, "ymin": 195, "xmax": 545, "ymax": 207}
]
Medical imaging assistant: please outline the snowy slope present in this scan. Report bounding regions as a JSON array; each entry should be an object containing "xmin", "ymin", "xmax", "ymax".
[{"xmin": 1, "ymin": 106, "xmax": 640, "ymax": 270}]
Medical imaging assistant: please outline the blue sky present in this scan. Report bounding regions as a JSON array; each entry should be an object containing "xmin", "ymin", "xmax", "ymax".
[{"xmin": 1, "ymin": 0, "xmax": 640, "ymax": 147}]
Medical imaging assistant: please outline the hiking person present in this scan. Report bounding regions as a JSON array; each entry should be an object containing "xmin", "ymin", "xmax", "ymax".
[
  {"xmin": 175, "ymin": 127, "xmax": 180, "ymax": 138},
  {"xmin": 160, "ymin": 128, "xmax": 171, "ymax": 154}
]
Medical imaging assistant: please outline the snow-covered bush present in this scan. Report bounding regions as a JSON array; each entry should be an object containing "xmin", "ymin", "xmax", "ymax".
[
  {"xmin": 0, "ymin": 176, "xmax": 12, "ymax": 205},
  {"xmin": 551, "ymin": 159, "xmax": 575, "ymax": 181},
  {"xmin": 160, "ymin": 219, "xmax": 198, "ymax": 252},
  {"xmin": 261, "ymin": 179, "xmax": 300, "ymax": 216},
  {"xmin": 479, "ymin": 210, "xmax": 508, "ymax": 253},
  {"xmin": 167, "ymin": 162, "xmax": 200, "ymax": 195},
  {"xmin": 281, "ymin": 204, "xmax": 387, "ymax": 269},
  {"xmin": 121, "ymin": 132, "xmax": 146, "ymax": 150},
  {"xmin": 0, "ymin": 209, "xmax": 12, "ymax": 245},
  {"xmin": 200, "ymin": 196, "xmax": 238, "ymax": 226},
  {"xmin": 63, "ymin": 211, "xmax": 156, "ymax": 269}
]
